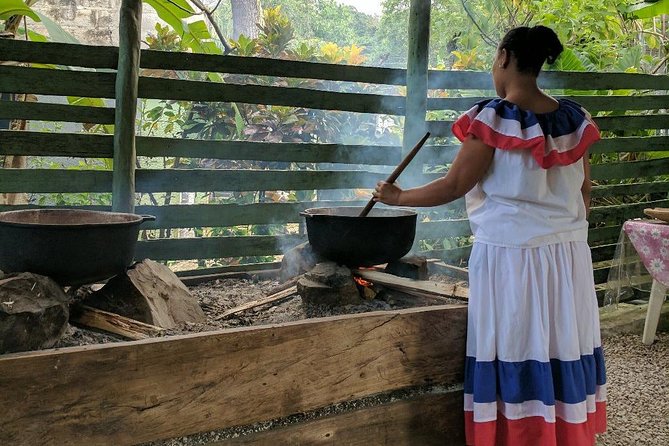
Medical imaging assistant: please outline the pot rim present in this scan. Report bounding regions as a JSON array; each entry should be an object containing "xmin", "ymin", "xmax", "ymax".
[
  {"xmin": 301, "ymin": 206, "xmax": 416, "ymax": 218},
  {"xmin": 0, "ymin": 209, "xmax": 155, "ymax": 228}
]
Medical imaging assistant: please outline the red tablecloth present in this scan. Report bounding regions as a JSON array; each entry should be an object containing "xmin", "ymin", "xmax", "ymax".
[{"xmin": 623, "ymin": 219, "xmax": 669, "ymax": 287}]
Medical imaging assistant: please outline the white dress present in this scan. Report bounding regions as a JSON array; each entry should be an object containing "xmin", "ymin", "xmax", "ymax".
[{"xmin": 452, "ymin": 98, "xmax": 607, "ymax": 446}]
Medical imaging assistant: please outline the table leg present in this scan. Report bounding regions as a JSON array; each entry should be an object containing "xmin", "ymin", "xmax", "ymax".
[{"xmin": 642, "ymin": 280, "xmax": 667, "ymax": 345}]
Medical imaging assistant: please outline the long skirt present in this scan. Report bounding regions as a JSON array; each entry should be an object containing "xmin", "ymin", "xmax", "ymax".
[{"xmin": 465, "ymin": 241, "xmax": 607, "ymax": 446}]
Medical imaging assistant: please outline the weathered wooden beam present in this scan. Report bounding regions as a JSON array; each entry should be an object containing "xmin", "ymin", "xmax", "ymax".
[
  {"xmin": 0, "ymin": 65, "xmax": 116, "ymax": 98},
  {"xmin": 591, "ymin": 158, "xmax": 669, "ymax": 180},
  {"xmin": 141, "ymin": 50, "xmax": 407, "ymax": 85},
  {"xmin": 0, "ymin": 305, "xmax": 467, "ymax": 445},
  {"xmin": 427, "ymin": 69, "xmax": 669, "ymax": 90},
  {"xmin": 138, "ymin": 77, "xmax": 406, "ymax": 115},
  {"xmin": 354, "ymin": 269, "xmax": 468, "ymax": 301},
  {"xmin": 135, "ymin": 234, "xmax": 306, "ymax": 260},
  {"xmin": 428, "ymin": 95, "xmax": 669, "ymax": 113},
  {"xmin": 214, "ymin": 391, "xmax": 465, "ymax": 446},
  {"xmin": 137, "ymin": 137, "xmax": 403, "ymax": 164},
  {"xmin": 591, "ymin": 181, "xmax": 669, "ymax": 198},
  {"xmin": 592, "ymin": 136, "xmax": 669, "ymax": 154},
  {"xmin": 0, "ymin": 101, "xmax": 115, "ymax": 124},
  {"xmin": 0, "ymin": 39, "xmax": 118, "ymax": 69},
  {"xmin": 427, "ymin": 115, "xmax": 669, "ymax": 137},
  {"xmin": 112, "ymin": 0, "xmax": 142, "ymax": 213},
  {"xmin": 0, "ymin": 130, "xmax": 113, "ymax": 157}
]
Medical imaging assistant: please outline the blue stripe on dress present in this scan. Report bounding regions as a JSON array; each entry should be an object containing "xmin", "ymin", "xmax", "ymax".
[
  {"xmin": 473, "ymin": 98, "xmax": 589, "ymax": 138},
  {"xmin": 465, "ymin": 347, "xmax": 606, "ymax": 406}
]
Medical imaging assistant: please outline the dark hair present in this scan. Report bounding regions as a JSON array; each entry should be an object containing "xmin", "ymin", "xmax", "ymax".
[{"xmin": 499, "ymin": 25, "xmax": 564, "ymax": 76}]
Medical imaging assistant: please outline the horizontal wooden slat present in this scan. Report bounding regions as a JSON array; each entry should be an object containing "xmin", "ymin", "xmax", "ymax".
[
  {"xmin": 136, "ymin": 201, "xmax": 365, "ymax": 229},
  {"xmin": 591, "ymin": 243, "xmax": 617, "ymax": 263},
  {"xmin": 0, "ymin": 66, "xmax": 116, "ymax": 98},
  {"xmin": 217, "ymin": 391, "xmax": 465, "ymax": 446},
  {"xmin": 175, "ymin": 261, "xmax": 282, "ymax": 278},
  {"xmin": 0, "ymin": 169, "xmax": 111, "ymax": 193},
  {"xmin": 591, "ymin": 158, "xmax": 669, "ymax": 181},
  {"xmin": 137, "ymin": 137, "xmax": 403, "ymax": 165},
  {"xmin": 421, "ymin": 245, "xmax": 472, "ymax": 264},
  {"xmin": 135, "ymin": 169, "xmax": 388, "ymax": 193},
  {"xmin": 591, "ymin": 181, "xmax": 669, "ymax": 198},
  {"xmin": 428, "ymin": 114, "xmax": 669, "ymax": 138},
  {"xmin": 0, "ymin": 39, "xmax": 118, "ymax": 69},
  {"xmin": 136, "ymin": 234, "xmax": 306, "ymax": 260},
  {"xmin": 428, "ymin": 95, "xmax": 669, "ymax": 113},
  {"xmin": 596, "ymin": 114, "xmax": 669, "ymax": 131},
  {"xmin": 427, "ymin": 70, "xmax": 669, "ymax": 90},
  {"xmin": 592, "ymin": 136, "xmax": 669, "ymax": 154},
  {"xmin": 589, "ymin": 199, "xmax": 669, "ymax": 223},
  {"xmin": 417, "ymin": 219, "xmax": 472, "ymax": 239},
  {"xmin": 141, "ymin": 50, "xmax": 407, "ymax": 86},
  {"xmin": 0, "ymin": 131, "xmax": 113, "ymax": 157},
  {"xmin": 0, "ymin": 305, "xmax": 467, "ymax": 445},
  {"xmin": 0, "ymin": 169, "xmax": 388, "ymax": 193},
  {"xmin": 588, "ymin": 226, "xmax": 623, "ymax": 244},
  {"xmin": 0, "ymin": 101, "xmax": 115, "ymax": 124},
  {"xmin": 139, "ymin": 77, "xmax": 405, "ymax": 115}
]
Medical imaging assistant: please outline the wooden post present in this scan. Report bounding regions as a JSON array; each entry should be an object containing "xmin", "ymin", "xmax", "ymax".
[
  {"xmin": 112, "ymin": 0, "xmax": 142, "ymax": 213},
  {"xmin": 403, "ymin": 0, "xmax": 431, "ymax": 188}
]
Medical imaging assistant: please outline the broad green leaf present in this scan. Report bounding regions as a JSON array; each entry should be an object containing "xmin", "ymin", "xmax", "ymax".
[
  {"xmin": 143, "ymin": 0, "xmax": 195, "ymax": 36},
  {"xmin": 0, "ymin": 0, "xmax": 40, "ymax": 22},
  {"xmin": 627, "ymin": 0, "xmax": 669, "ymax": 19},
  {"xmin": 36, "ymin": 11, "xmax": 79, "ymax": 43}
]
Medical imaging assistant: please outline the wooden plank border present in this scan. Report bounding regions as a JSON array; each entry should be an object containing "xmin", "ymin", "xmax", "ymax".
[
  {"xmin": 216, "ymin": 391, "xmax": 465, "ymax": 446},
  {"xmin": 0, "ymin": 305, "xmax": 467, "ymax": 445}
]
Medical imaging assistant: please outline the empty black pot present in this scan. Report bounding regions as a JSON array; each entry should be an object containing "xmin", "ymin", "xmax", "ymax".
[
  {"xmin": 300, "ymin": 206, "xmax": 417, "ymax": 267},
  {"xmin": 0, "ymin": 209, "xmax": 155, "ymax": 286}
]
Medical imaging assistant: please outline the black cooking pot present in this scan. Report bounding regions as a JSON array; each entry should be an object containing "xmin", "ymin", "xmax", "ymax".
[
  {"xmin": 300, "ymin": 207, "xmax": 417, "ymax": 267},
  {"xmin": 0, "ymin": 209, "xmax": 155, "ymax": 286}
]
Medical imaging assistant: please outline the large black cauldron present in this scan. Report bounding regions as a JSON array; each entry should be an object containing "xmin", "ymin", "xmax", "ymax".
[
  {"xmin": 0, "ymin": 209, "xmax": 155, "ymax": 286},
  {"xmin": 300, "ymin": 207, "xmax": 417, "ymax": 267}
]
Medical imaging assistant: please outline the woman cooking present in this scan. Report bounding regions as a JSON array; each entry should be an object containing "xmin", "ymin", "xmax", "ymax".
[{"xmin": 373, "ymin": 25, "xmax": 606, "ymax": 446}]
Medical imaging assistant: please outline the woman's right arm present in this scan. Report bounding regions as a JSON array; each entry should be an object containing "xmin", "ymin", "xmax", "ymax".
[{"xmin": 374, "ymin": 134, "xmax": 495, "ymax": 207}]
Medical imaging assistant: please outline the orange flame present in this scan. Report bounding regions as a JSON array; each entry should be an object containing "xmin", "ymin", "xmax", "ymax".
[{"xmin": 353, "ymin": 276, "xmax": 373, "ymax": 287}]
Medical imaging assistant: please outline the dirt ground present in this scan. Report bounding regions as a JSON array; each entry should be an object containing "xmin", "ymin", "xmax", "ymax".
[{"xmin": 56, "ymin": 273, "xmax": 465, "ymax": 348}]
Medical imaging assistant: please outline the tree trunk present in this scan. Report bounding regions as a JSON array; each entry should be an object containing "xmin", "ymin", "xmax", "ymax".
[{"xmin": 230, "ymin": 0, "xmax": 263, "ymax": 40}]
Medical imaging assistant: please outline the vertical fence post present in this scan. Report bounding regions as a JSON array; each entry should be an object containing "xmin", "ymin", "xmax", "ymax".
[
  {"xmin": 403, "ymin": 0, "xmax": 431, "ymax": 187},
  {"xmin": 112, "ymin": 0, "xmax": 142, "ymax": 213}
]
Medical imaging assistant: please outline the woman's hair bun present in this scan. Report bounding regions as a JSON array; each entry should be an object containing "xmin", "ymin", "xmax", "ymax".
[{"xmin": 528, "ymin": 25, "xmax": 564, "ymax": 64}]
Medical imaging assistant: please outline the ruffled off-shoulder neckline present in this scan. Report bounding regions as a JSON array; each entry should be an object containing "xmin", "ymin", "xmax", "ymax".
[{"xmin": 452, "ymin": 98, "xmax": 601, "ymax": 169}]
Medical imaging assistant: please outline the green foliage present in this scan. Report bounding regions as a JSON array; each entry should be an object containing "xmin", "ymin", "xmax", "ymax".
[
  {"xmin": 626, "ymin": 0, "xmax": 669, "ymax": 19},
  {"xmin": 143, "ymin": 0, "xmax": 223, "ymax": 54},
  {"xmin": 0, "ymin": 0, "xmax": 39, "ymax": 22}
]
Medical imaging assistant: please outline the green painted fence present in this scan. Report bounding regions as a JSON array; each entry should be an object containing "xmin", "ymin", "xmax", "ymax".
[{"xmin": 0, "ymin": 39, "xmax": 667, "ymax": 284}]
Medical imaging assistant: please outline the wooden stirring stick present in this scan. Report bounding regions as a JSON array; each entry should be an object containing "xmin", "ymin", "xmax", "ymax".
[{"xmin": 358, "ymin": 131, "xmax": 431, "ymax": 217}]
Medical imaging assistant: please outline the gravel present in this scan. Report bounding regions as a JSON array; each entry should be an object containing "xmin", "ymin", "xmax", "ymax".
[{"xmin": 598, "ymin": 332, "xmax": 669, "ymax": 446}]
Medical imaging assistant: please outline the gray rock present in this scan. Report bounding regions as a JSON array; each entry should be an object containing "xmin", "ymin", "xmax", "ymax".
[
  {"xmin": 280, "ymin": 242, "xmax": 323, "ymax": 282},
  {"xmin": 297, "ymin": 262, "xmax": 362, "ymax": 306},
  {"xmin": 0, "ymin": 272, "xmax": 69, "ymax": 354}
]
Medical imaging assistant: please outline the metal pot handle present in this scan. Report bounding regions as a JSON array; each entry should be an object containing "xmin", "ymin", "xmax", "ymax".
[
  {"xmin": 141, "ymin": 215, "xmax": 157, "ymax": 222},
  {"xmin": 299, "ymin": 211, "xmax": 312, "ymax": 218}
]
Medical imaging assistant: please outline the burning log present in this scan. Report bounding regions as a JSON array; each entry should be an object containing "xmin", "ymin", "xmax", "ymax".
[{"xmin": 353, "ymin": 269, "xmax": 468, "ymax": 302}]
